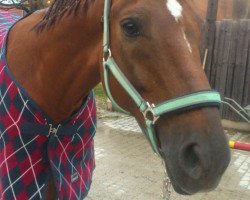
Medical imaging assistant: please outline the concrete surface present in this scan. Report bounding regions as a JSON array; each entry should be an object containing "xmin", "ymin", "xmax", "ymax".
[{"xmin": 86, "ymin": 112, "xmax": 250, "ymax": 200}]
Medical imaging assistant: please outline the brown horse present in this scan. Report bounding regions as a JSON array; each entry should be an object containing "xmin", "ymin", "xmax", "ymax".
[{"xmin": 2, "ymin": 0, "xmax": 230, "ymax": 199}]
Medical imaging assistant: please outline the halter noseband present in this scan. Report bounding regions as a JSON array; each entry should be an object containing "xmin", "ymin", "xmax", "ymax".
[{"xmin": 102, "ymin": 0, "xmax": 221, "ymax": 157}]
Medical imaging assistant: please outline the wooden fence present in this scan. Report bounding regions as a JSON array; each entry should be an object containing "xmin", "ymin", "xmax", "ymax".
[{"xmin": 203, "ymin": 0, "xmax": 250, "ymax": 121}]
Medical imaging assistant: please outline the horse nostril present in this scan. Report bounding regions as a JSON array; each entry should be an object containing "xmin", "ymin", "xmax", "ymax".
[{"xmin": 179, "ymin": 144, "xmax": 205, "ymax": 180}]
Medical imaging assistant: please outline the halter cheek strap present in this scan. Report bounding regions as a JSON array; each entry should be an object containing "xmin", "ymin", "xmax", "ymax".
[{"xmin": 102, "ymin": 0, "xmax": 221, "ymax": 157}]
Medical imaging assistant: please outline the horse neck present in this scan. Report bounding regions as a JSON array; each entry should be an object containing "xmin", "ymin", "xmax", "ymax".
[{"xmin": 7, "ymin": 2, "xmax": 104, "ymax": 123}]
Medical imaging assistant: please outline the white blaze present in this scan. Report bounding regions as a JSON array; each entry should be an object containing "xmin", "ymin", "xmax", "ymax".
[
  {"xmin": 166, "ymin": 1, "xmax": 192, "ymax": 54},
  {"xmin": 166, "ymin": 0, "xmax": 183, "ymax": 22},
  {"xmin": 182, "ymin": 29, "xmax": 193, "ymax": 53}
]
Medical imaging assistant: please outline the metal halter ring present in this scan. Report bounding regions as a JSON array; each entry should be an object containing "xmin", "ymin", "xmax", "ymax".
[{"xmin": 143, "ymin": 102, "xmax": 160, "ymax": 124}]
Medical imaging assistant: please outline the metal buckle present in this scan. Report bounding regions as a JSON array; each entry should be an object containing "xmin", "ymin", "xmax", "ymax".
[
  {"xmin": 143, "ymin": 102, "xmax": 160, "ymax": 124},
  {"xmin": 103, "ymin": 48, "xmax": 112, "ymax": 62},
  {"xmin": 47, "ymin": 124, "xmax": 61, "ymax": 137}
]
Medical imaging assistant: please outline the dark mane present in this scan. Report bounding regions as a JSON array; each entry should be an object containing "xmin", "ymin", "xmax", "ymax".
[{"xmin": 36, "ymin": 0, "xmax": 92, "ymax": 31}]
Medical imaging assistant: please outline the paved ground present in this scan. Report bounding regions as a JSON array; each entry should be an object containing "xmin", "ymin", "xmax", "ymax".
[{"xmin": 86, "ymin": 111, "xmax": 250, "ymax": 200}]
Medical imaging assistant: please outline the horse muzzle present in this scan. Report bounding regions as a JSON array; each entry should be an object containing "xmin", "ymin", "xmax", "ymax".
[{"xmin": 157, "ymin": 108, "xmax": 231, "ymax": 195}]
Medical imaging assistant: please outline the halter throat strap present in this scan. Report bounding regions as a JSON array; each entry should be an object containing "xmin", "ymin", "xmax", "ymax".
[{"xmin": 102, "ymin": 0, "xmax": 221, "ymax": 156}]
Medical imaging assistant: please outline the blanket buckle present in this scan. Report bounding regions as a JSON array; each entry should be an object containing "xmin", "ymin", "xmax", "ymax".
[{"xmin": 47, "ymin": 124, "xmax": 61, "ymax": 137}]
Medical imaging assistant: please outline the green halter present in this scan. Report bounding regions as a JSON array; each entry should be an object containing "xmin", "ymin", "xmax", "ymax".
[{"xmin": 102, "ymin": 0, "xmax": 221, "ymax": 157}]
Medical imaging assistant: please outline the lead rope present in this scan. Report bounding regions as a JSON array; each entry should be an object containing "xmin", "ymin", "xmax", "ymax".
[{"xmin": 162, "ymin": 160, "xmax": 172, "ymax": 200}]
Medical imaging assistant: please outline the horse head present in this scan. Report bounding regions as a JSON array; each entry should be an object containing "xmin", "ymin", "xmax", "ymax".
[{"xmin": 101, "ymin": 0, "xmax": 230, "ymax": 195}]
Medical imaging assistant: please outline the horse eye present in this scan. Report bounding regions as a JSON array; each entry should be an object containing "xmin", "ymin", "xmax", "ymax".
[{"xmin": 122, "ymin": 21, "xmax": 140, "ymax": 38}]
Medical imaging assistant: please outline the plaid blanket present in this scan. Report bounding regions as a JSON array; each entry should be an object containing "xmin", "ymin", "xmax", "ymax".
[{"xmin": 0, "ymin": 11, "xmax": 96, "ymax": 200}]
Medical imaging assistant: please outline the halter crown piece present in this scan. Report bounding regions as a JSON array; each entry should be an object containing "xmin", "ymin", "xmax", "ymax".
[{"xmin": 102, "ymin": 0, "xmax": 221, "ymax": 157}]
